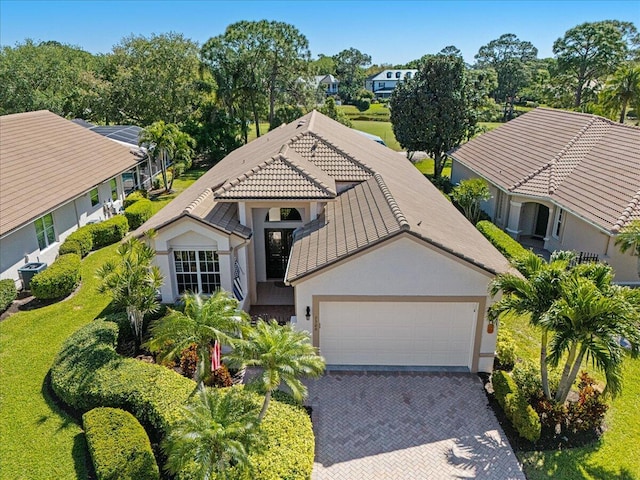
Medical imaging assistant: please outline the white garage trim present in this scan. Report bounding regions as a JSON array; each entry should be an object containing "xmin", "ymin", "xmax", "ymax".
[{"xmin": 312, "ymin": 295, "xmax": 486, "ymax": 372}]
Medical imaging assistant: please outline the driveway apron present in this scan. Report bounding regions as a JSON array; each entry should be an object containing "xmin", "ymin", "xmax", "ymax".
[{"xmin": 306, "ymin": 372, "xmax": 525, "ymax": 479}]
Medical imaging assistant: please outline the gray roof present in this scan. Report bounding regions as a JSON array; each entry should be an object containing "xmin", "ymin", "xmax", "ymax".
[{"xmin": 449, "ymin": 108, "xmax": 640, "ymax": 233}]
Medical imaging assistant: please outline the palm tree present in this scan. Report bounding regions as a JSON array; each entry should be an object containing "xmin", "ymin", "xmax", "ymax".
[
  {"xmin": 600, "ymin": 63, "xmax": 640, "ymax": 123},
  {"xmin": 542, "ymin": 264, "xmax": 640, "ymax": 403},
  {"xmin": 163, "ymin": 387, "xmax": 262, "ymax": 480},
  {"xmin": 139, "ymin": 121, "xmax": 194, "ymax": 192},
  {"xmin": 489, "ymin": 251, "xmax": 574, "ymax": 400},
  {"xmin": 615, "ymin": 219, "xmax": 640, "ymax": 279},
  {"xmin": 147, "ymin": 291, "xmax": 250, "ymax": 392},
  {"xmin": 227, "ymin": 319, "xmax": 325, "ymax": 422},
  {"xmin": 96, "ymin": 237, "xmax": 163, "ymax": 349}
]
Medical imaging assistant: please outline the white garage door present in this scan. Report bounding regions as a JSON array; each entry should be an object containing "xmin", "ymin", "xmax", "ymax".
[{"xmin": 319, "ymin": 301, "xmax": 477, "ymax": 367}]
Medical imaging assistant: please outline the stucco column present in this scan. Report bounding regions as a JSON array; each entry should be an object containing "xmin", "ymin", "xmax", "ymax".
[
  {"xmin": 155, "ymin": 250, "xmax": 174, "ymax": 303},
  {"xmin": 505, "ymin": 201, "xmax": 523, "ymax": 239},
  {"xmin": 217, "ymin": 251, "xmax": 233, "ymax": 294}
]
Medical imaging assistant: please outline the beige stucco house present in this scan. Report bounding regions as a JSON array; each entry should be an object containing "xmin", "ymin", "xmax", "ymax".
[
  {"xmin": 449, "ymin": 108, "xmax": 639, "ymax": 285},
  {"xmin": 134, "ymin": 111, "xmax": 511, "ymax": 372}
]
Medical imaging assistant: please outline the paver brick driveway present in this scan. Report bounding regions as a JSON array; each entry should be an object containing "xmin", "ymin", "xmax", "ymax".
[{"xmin": 305, "ymin": 372, "xmax": 525, "ymax": 479}]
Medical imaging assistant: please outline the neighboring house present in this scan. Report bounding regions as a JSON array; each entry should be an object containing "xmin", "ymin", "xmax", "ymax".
[
  {"xmin": 313, "ymin": 74, "xmax": 339, "ymax": 96},
  {"xmin": 449, "ymin": 107, "xmax": 640, "ymax": 284},
  {"xmin": 365, "ymin": 69, "xmax": 418, "ymax": 98},
  {"xmin": 72, "ymin": 120, "xmax": 161, "ymax": 192},
  {"xmin": 0, "ymin": 111, "xmax": 146, "ymax": 286},
  {"xmin": 133, "ymin": 110, "xmax": 511, "ymax": 372}
]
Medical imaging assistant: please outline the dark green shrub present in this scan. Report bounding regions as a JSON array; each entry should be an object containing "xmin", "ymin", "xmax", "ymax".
[
  {"xmin": 505, "ymin": 391, "xmax": 541, "ymax": 442},
  {"xmin": 425, "ymin": 174, "xmax": 454, "ymax": 194},
  {"xmin": 58, "ymin": 239, "xmax": 83, "ymax": 256},
  {"xmin": 492, "ymin": 370, "xmax": 516, "ymax": 409},
  {"xmin": 83, "ymin": 407, "xmax": 159, "ymax": 480},
  {"xmin": 63, "ymin": 227, "xmax": 94, "ymax": 257},
  {"xmin": 512, "ymin": 360, "xmax": 543, "ymax": 401},
  {"xmin": 30, "ymin": 254, "xmax": 81, "ymax": 300},
  {"xmin": 90, "ymin": 216, "xmax": 129, "ymax": 249},
  {"xmin": 123, "ymin": 190, "xmax": 147, "ymax": 208},
  {"xmin": 0, "ymin": 279, "xmax": 17, "ymax": 313},
  {"xmin": 125, "ymin": 199, "xmax": 153, "ymax": 230},
  {"xmin": 476, "ymin": 220, "xmax": 530, "ymax": 262},
  {"xmin": 495, "ymin": 327, "xmax": 517, "ymax": 371}
]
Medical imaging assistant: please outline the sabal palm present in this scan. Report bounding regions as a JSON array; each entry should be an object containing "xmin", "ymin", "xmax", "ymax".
[
  {"xmin": 228, "ymin": 319, "xmax": 325, "ymax": 421},
  {"xmin": 489, "ymin": 251, "xmax": 574, "ymax": 400},
  {"xmin": 147, "ymin": 291, "xmax": 250, "ymax": 391},
  {"xmin": 163, "ymin": 387, "xmax": 262, "ymax": 480},
  {"xmin": 600, "ymin": 63, "xmax": 640, "ymax": 123},
  {"xmin": 96, "ymin": 237, "xmax": 163, "ymax": 347},
  {"xmin": 542, "ymin": 265, "xmax": 640, "ymax": 403},
  {"xmin": 615, "ymin": 219, "xmax": 640, "ymax": 279}
]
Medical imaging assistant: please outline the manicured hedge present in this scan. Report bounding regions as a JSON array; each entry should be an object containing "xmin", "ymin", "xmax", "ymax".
[
  {"xmin": 51, "ymin": 320, "xmax": 316, "ymax": 479},
  {"xmin": 125, "ymin": 199, "xmax": 153, "ymax": 230},
  {"xmin": 0, "ymin": 279, "xmax": 17, "ymax": 313},
  {"xmin": 63, "ymin": 228, "xmax": 94, "ymax": 258},
  {"xmin": 83, "ymin": 407, "xmax": 159, "ymax": 480},
  {"xmin": 492, "ymin": 370, "xmax": 541, "ymax": 442},
  {"xmin": 30, "ymin": 254, "xmax": 81, "ymax": 300},
  {"xmin": 476, "ymin": 220, "xmax": 530, "ymax": 262},
  {"xmin": 58, "ymin": 239, "xmax": 84, "ymax": 257},
  {"xmin": 123, "ymin": 190, "xmax": 147, "ymax": 208},
  {"xmin": 90, "ymin": 216, "xmax": 129, "ymax": 249}
]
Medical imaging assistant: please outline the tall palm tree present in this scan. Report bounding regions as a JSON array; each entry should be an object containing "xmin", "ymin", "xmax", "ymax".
[
  {"xmin": 163, "ymin": 387, "xmax": 262, "ymax": 480},
  {"xmin": 615, "ymin": 219, "xmax": 640, "ymax": 279},
  {"xmin": 600, "ymin": 63, "xmax": 640, "ymax": 123},
  {"xmin": 542, "ymin": 264, "xmax": 640, "ymax": 403},
  {"xmin": 227, "ymin": 319, "xmax": 325, "ymax": 422},
  {"xmin": 489, "ymin": 251, "xmax": 574, "ymax": 400},
  {"xmin": 96, "ymin": 237, "xmax": 163, "ymax": 349},
  {"xmin": 147, "ymin": 291, "xmax": 250, "ymax": 392}
]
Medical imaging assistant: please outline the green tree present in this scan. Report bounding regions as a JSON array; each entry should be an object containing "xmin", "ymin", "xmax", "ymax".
[
  {"xmin": 615, "ymin": 219, "xmax": 640, "ymax": 278},
  {"xmin": 139, "ymin": 121, "xmax": 195, "ymax": 192},
  {"xmin": 96, "ymin": 238, "xmax": 163, "ymax": 348},
  {"xmin": 600, "ymin": 63, "xmax": 640, "ymax": 123},
  {"xmin": 310, "ymin": 54, "xmax": 337, "ymax": 76},
  {"xmin": 489, "ymin": 252, "xmax": 575, "ymax": 400},
  {"xmin": 183, "ymin": 101, "xmax": 243, "ymax": 163},
  {"xmin": 475, "ymin": 33, "xmax": 538, "ymax": 119},
  {"xmin": 542, "ymin": 264, "xmax": 640, "ymax": 403},
  {"xmin": 163, "ymin": 388, "xmax": 262, "ymax": 480},
  {"xmin": 228, "ymin": 319, "xmax": 325, "ymax": 422},
  {"xmin": 147, "ymin": 291, "xmax": 250, "ymax": 392},
  {"xmin": 333, "ymin": 48, "xmax": 372, "ymax": 104},
  {"xmin": 319, "ymin": 97, "xmax": 352, "ymax": 127},
  {"xmin": 553, "ymin": 21, "xmax": 636, "ymax": 108},
  {"xmin": 450, "ymin": 178, "xmax": 491, "ymax": 224},
  {"xmin": 390, "ymin": 54, "xmax": 477, "ymax": 178}
]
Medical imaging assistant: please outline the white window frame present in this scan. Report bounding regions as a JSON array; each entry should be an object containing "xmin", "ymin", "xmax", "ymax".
[
  {"xmin": 553, "ymin": 208, "xmax": 565, "ymax": 239},
  {"xmin": 110, "ymin": 178, "xmax": 118, "ymax": 201},
  {"xmin": 35, "ymin": 213, "xmax": 56, "ymax": 250},
  {"xmin": 173, "ymin": 250, "xmax": 220, "ymax": 295},
  {"xmin": 90, "ymin": 188, "xmax": 100, "ymax": 207}
]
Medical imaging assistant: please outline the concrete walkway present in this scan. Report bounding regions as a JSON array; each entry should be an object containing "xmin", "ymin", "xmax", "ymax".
[{"xmin": 306, "ymin": 372, "xmax": 525, "ymax": 480}]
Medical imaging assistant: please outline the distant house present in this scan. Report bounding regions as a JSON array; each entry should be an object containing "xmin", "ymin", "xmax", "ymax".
[
  {"xmin": 365, "ymin": 69, "xmax": 418, "ymax": 98},
  {"xmin": 449, "ymin": 107, "xmax": 640, "ymax": 284},
  {"xmin": 0, "ymin": 111, "xmax": 149, "ymax": 286},
  {"xmin": 313, "ymin": 74, "xmax": 339, "ymax": 96}
]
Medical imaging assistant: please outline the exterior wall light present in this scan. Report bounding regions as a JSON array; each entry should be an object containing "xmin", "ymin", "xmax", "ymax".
[{"xmin": 305, "ymin": 306, "xmax": 311, "ymax": 321}]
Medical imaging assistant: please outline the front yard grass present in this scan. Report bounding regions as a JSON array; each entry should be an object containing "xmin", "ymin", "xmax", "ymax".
[{"xmin": 500, "ymin": 312, "xmax": 640, "ymax": 479}]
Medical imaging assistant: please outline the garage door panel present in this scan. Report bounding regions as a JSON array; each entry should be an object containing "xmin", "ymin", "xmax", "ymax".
[{"xmin": 319, "ymin": 301, "xmax": 477, "ymax": 367}]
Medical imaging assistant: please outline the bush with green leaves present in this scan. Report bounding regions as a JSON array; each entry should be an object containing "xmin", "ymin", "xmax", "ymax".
[
  {"xmin": 451, "ymin": 178, "xmax": 491, "ymax": 224},
  {"xmin": 125, "ymin": 199, "xmax": 153, "ymax": 230},
  {"xmin": 492, "ymin": 369, "xmax": 516, "ymax": 410},
  {"xmin": 58, "ymin": 239, "xmax": 84, "ymax": 256},
  {"xmin": 477, "ymin": 220, "xmax": 530, "ymax": 262},
  {"xmin": 30, "ymin": 254, "xmax": 81, "ymax": 300},
  {"xmin": 495, "ymin": 327, "xmax": 517, "ymax": 371},
  {"xmin": 90, "ymin": 216, "xmax": 129, "ymax": 249},
  {"xmin": 492, "ymin": 370, "xmax": 541, "ymax": 442},
  {"xmin": 0, "ymin": 279, "xmax": 18, "ymax": 313},
  {"xmin": 123, "ymin": 190, "xmax": 147, "ymax": 208},
  {"xmin": 83, "ymin": 407, "xmax": 159, "ymax": 480},
  {"xmin": 62, "ymin": 227, "xmax": 94, "ymax": 257}
]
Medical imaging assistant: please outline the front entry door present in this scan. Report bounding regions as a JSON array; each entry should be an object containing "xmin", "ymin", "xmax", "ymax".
[
  {"xmin": 265, "ymin": 229, "xmax": 294, "ymax": 279},
  {"xmin": 534, "ymin": 205, "xmax": 549, "ymax": 238}
]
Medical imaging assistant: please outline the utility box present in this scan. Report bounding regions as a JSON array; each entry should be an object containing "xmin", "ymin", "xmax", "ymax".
[{"xmin": 18, "ymin": 262, "xmax": 47, "ymax": 290}]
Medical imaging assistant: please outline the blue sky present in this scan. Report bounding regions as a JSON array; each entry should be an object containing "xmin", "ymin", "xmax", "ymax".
[{"xmin": 1, "ymin": 1, "xmax": 638, "ymax": 64}]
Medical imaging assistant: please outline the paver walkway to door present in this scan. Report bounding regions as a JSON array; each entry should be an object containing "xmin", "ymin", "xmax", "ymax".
[{"xmin": 306, "ymin": 372, "xmax": 525, "ymax": 480}]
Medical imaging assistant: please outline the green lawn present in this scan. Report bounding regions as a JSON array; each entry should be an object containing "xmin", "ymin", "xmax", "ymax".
[
  {"xmin": 500, "ymin": 313, "xmax": 640, "ymax": 479},
  {"xmin": 0, "ymin": 169, "xmax": 205, "ymax": 479}
]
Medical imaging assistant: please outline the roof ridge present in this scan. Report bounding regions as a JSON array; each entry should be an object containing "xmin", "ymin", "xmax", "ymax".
[
  {"xmin": 213, "ymin": 156, "xmax": 278, "ymax": 196},
  {"xmin": 278, "ymin": 154, "xmax": 336, "ymax": 196},
  {"xmin": 184, "ymin": 188, "xmax": 213, "ymax": 214},
  {"xmin": 613, "ymin": 189, "xmax": 640, "ymax": 233},
  {"xmin": 306, "ymin": 131, "xmax": 374, "ymax": 174},
  {"xmin": 536, "ymin": 107, "xmax": 640, "ymax": 132},
  {"xmin": 372, "ymin": 173, "xmax": 410, "ymax": 230}
]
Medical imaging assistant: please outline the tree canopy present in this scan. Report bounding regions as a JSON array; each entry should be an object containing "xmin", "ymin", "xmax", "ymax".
[{"xmin": 332, "ymin": 47, "xmax": 372, "ymax": 103}]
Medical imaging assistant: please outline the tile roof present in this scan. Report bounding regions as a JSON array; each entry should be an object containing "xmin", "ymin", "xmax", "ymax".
[
  {"xmin": 0, "ymin": 110, "xmax": 139, "ymax": 237},
  {"xmin": 450, "ymin": 108, "xmax": 640, "ymax": 233},
  {"xmin": 134, "ymin": 110, "xmax": 511, "ymax": 277}
]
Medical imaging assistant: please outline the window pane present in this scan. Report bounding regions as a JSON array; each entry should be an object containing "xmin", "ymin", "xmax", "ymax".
[
  {"xmin": 45, "ymin": 225, "xmax": 56, "ymax": 244},
  {"xmin": 110, "ymin": 179, "xmax": 118, "ymax": 201},
  {"xmin": 90, "ymin": 188, "xmax": 99, "ymax": 207},
  {"xmin": 36, "ymin": 230, "xmax": 46, "ymax": 250}
]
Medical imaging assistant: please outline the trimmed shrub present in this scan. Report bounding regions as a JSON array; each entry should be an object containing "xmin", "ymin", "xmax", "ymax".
[
  {"xmin": 495, "ymin": 327, "xmax": 517, "ymax": 371},
  {"xmin": 492, "ymin": 370, "xmax": 541, "ymax": 442},
  {"xmin": 90, "ymin": 216, "xmax": 129, "ymax": 249},
  {"xmin": 0, "ymin": 279, "xmax": 17, "ymax": 313},
  {"xmin": 125, "ymin": 199, "xmax": 153, "ymax": 230},
  {"xmin": 30, "ymin": 254, "xmax": 81, "ymax": 300},
  {"xmin": 123, "ymin": 190, "xmax": 147, "ymax": 208},
  {"xmin": 83, "ymin": 407, "xmax": 159, "ymax": 480},
  {"xmin": 492, "ymin": 370, "xmax": 516, "ymax": 410},
  {"xmin": 63, "ymin": 227, "xmax": 94, "ymax": 258},
  {"xmin": 476, "ymin": 220, "xmax": 529, "ymax": 262},
  {"xmin": 58, "ymin": 239, "xmax": 84, "ymax": 257}
]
